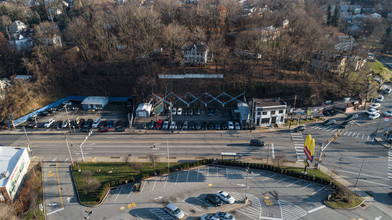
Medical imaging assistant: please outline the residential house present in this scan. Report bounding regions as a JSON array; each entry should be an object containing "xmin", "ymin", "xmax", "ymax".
[
  {"xmin": 9, "ymin": 33, "xmax": 33, "ymax": 52},
  {"xmin": 347, "ymin": 55, "xmax": 366, "ymax": 71},
  {"xmin": 310, "ymin": 52, "xmax": 347, "ymax": 74},
  {"xmin": 259, "ymin": 26, "xmax": 281, "ymax": 42},
  {"xmin": 8, "ymin": 20, "xmax": 27, "ymax": 34},
  {"xmin": 44, "ymin": 34, "xmax": 62, "ymax": 49},
  {"xmin": 251, "ymin": 98, "xmax": 287, "ymax": 127},
  {"xmin": 334, "ymin": 34, "xmax": 354, "ymax": 52},
  {"xmin": 183, "ymin": 43, "xmax": 212, "ymax": 64}
]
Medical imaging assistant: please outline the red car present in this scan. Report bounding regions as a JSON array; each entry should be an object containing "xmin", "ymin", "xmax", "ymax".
[
  {"xmin": 98, "ymin": 126, "xmax": 110, "ymax": 132},
  {"xmin": 156, "ymin": 119, "xmax": 163, "ymax": 129}
]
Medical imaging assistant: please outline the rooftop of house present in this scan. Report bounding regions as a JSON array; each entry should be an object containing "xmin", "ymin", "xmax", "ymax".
[
  {"xmin": 184, "ymin": 43, "xmax": 207, "ymax": 51},
  {"xmin": 0, "ymin": 147, "xmax": 26, "ymax": 187},
  {"xmin": 253, "ymin": 98, "xmax": 286, "ymax": 107}
]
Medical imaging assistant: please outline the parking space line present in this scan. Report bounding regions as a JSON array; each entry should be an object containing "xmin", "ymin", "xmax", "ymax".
[
  {"xmin": 186, "ymin": 170, "xmax": 190, "ymax": 182},
  {"xmin": 274, "ymin": 177, "xmax": 287, "ymax": 184},
  {"xmin": 197, "ymin": 168, "xmax": 200, "ymax": 180},
  {"xmin": 114, "ymin": 186, "xmax": 123, "ymax": 202},
  {"xmin": 236, "ymin": 209, "xmax": 258, "ymax": 220},
  {"xmin": 207, "ymin": 166, "xmax": 209, "ymax": 177},
  {"xmin": 308, "ymin": 205, "xmax": 326, "ymax": 213},
  {"xmin": 152, "ymin": 179, "xmax": 157, "ymax": 191},
  {"xmin": 271, "ymin": 143, "xmax": 275, "ymax": 159},
  {"xmin": 367, "ymin": 135, "xmax": 370, "ymax": 141},
  {"xmin": 362, "ymin": 134, "xmax": 364, "ymax": 139},
  {"xmin": 356, "ymin": 133, "xmax": 359, "ymax": 138},
  {"xmin": 348, "ymin": 132, "xmax": 352, "ymax": 136},
  {"xmin": 140, "ymin": 185, "xmax": 144, "ymax": 193},
  {"xmin": 194, "ymin": 197, "xmax": 213, "ymax": 207},
  {"xmin": 285, "ymin": 180, "xmax": 300, "ymax": 187},
  {"xmin": 217, "ymin": 167, "xmax": 219, "ymax": 178},
  {"xmin": 226, "ymin": 168, "xmax": 228, "ymax": 179},
  {"xmin": 262, "ymin": 174, "xmax": 276, "ymax": 182},
  {"xmin": 46, "ymin": 208, "xmax": 64, "ymax": 216},
  {"xmin": 164, "ymin": 175, "xmax": 169, "ymax": 188},
  {"xmin": 299, "ymin": 183, "xmax": 312, "ymax": 191},
  {"xmin": 312, "ymin": 186, "xmax": 325, "ymax": 195},
  {"xmin": 340, "ymin": 175, "xmax": 391, "ymax": 187},
  {"xmin": 175, "ymin": 173, "xmax": 179, "ymax": 185},
  {"xmin": 183, "ymin": 200, "xmax": 202, "ymax": 212}
]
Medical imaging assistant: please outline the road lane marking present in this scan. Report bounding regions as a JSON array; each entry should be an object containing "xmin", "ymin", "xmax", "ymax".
[
  {"xmin": 175, "ymin": 173, "xmax": 179, "ymax": 185},
  {"xmin": 340, "ymin": 175, "xmax": 392, "ymax": 187},
  {"xmin": 356, "ymin": 133, "xmax": 359, "ymax": 138},
  {"xmin": 348, "ymin": 132, "xmax": 352, "ymax": 136},
  {"xmin": 308, "ymin": 205, "xmax": 326, "ymax": 213},
  {"xmin": 271, "ymin": 143, "xmax": 275, "ymax": 159},
  {"xmin": 367, "ymin": 135, "xmax": 370, "ymax": 141},
  {"xmin": 52, "ymin": 157, "xmax": 57, "ymax": 161},
  {"xmin": 152, "ymin": 179, "xmax": 157, "ymax": 191},
  {"xmin": 352, "ymin": 132, "xmax": 356, "ymax": 137},
  {"xmin": 46, "ymin": 208, "xmax": 64, "ymax": 216},
  {"xmin": 55, "ymin": 163, "xmax": 64, "ymax": 208},
  {"xmin": 336, "ymin": 169, "xmax": 389, "ymax": 180},
  {"xmin": 312, "ymin": 186, "xmax": 325, "ymax": 195},
  {"xmin": 362, "ymin": 134, "xmax": 364, "ymax": 139},
  {"xmin": 114, "ymin": 186, "xmax": 123, "ymax": 202},
  {"xmin": 299, "ymin": 183, "xmax": 312, "ymax": 191}
]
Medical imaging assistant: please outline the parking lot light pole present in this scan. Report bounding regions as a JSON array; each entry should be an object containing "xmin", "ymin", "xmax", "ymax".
[
  {"xmin": 245, "ymin": 167, "xmax": 249, "ymax": 199},
  {"xmin": 64, "ymin": 103, "xmax": 71, "ymax": 132}
]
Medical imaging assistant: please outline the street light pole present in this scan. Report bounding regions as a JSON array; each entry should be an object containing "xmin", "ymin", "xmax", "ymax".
[
  {"xmin": 64, "ymin": 134, "xmax": 74, "ymax": 166},
  {"xmin": 245, "ymin": 167, "xmax": 249, "ymax": 199}
]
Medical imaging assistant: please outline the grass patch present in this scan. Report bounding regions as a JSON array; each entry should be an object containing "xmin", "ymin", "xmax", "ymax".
[
  {"xmin": 325, "ymin": 194, "xmax": 364, "ymax": 209},
  {"xmin": 72, "ymin": 162, "xmax": 178, "ymax": 206},
  {"xmin": 367, "ymin": 60, "xmax": 392, "ymax": 82},
  {"xmin": 284, "ymin": 167, "xmax": 332, "ymax": 181},
  {"xmin": 284, "ymin": 117, "xmax": 324, "ymax": 126},
  {"xmin": 23, "ymin": 170, "xmax": 44, "ymax": 220}
]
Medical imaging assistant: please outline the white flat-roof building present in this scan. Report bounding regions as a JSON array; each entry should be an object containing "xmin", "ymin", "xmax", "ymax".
[
  {"xmin": 81, "ymin": 96, "xmax": 109, "ymax": 110},
  {"xmin": 136, "ymin": 103, "xmax": 153, "ymax": 117},
  {"xmin": 251, "ymin": 98, "xmax": 287, "ymax": 126},
  {"xmin": 0, "ymin": 147, "xmax": 30, "ymax": 203}
]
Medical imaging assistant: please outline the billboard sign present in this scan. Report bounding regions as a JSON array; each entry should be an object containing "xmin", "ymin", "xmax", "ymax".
[{"xmin": 154, "ymin": 103, "xmax": 164, "ymax": 115}]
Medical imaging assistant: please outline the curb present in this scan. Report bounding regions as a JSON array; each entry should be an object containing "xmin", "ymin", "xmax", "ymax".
[{"xmin": 323, "ymin": 197, "xmax": 365, "ymax": 210}]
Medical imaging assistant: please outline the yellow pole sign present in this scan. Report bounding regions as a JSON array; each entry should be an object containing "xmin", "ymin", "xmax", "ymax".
[{"xmin": 304, "ymin": 134, "xmax": 315, "ymax": 162}]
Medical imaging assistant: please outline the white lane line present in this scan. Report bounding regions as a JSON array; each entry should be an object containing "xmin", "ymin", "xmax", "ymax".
[
  {"xmin": 261, "ymin": 174, "xmax": 275, "ymax": 182},
  {"xmin": 362, "ymin": 134, "xmax": 364, "ymax": 139},
  {"xmin": 348, "ymin": 132, "xmax": 352, "ymax": 136},
  {"xmin": 299, "ymin": 183, "xmax": 312, "ymax": 191},
  {"xmin": 183, "ymin": 200, "xmax": 202, "ymax": 212},
  {"xmin": 152, "ymin": 179, "xmax": 157, "ymax": 191},
  {"xmin": 128, "ymin": 187, "xmax": 132, "ymax": 198},
  {"xmin": 64, "ymin": 158, "xmax": 69, "ymax": 162},
  {"xmin": 186, "ymin": 170, "xmax": 190, "ymax": 182},
  {"xmin": 140, "ymin": 185, "xmax": 144, "ymax": 193},
  {"xmin": 356, "ymin": 133, "xmax": 359, "ymax": 138},
  {"xmin": 367, "ymin": 135, "xmax": 370, "ymax": 141},
  {"xmin": 46, "ymin": 208, "xmax": 64, "ymax": 216},
  {"xmin": 114, "ymin": 186, "xmax": 123, "ymax": 202},
  {"xmin": 336, "ymin": 169, "xmax": 389, "ymax": 180},
  {"xmin": 286, "ymin": 180, "xmax": 300, "ymax": 187},
  {"xmin": 274, "ymin": 177, "xmax": 287, "ymax": 184},
  {"xmin": 312, "ymin": 186, "xmax": 325, "ymax": 195},
  {"xmin": 340, "ymin": 175, "xmax": 392, "ymax": 187},
  {"xmin": 308, "ymin": 205, "xmax": 326, "ymax": 213},
  {"xmin": 175, "ymin": 173, "xmax": 179, "ymax": 185},
  {"xmin": 164, "ymin": 175, "xmax": 169, "ymax": 188},
  {"xmin": 52, "ymin": 157, "xmax": 57, "ymax": 161},
  {"xmin": 217, "ymin": 167, "xmax": 219, "ymax": 178},
  {"xmin": 226, "ymin": 168, "xmax": 228, "ymax": 179},
  {"xmin": 352, "ymin": 132, "xmax": 356, "ymax": 137},
  {"xmin": 272, "ymin": 143, "xmax": 275, "ymax": 159},
  {"xmin": 197, "ymin": 168, "xmax": 200, "ymax": 181}
]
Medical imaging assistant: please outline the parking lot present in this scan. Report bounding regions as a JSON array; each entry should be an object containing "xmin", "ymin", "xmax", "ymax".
[
  {"xmin": 22, "ymin": 102, "xmax": 129, "ymax": 132},
  {"xmin": 88, "ymin": 165, "xmax": 333, "ymax": 220},
  {"xmin": 134, "ymin": 106, "xmax": 246, "ymax": 131}
]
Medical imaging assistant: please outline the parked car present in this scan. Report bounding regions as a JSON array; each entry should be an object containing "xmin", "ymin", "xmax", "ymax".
[
  {"xmin": 206, "ymin": 194, "xmax": 223, "ymax": 206},
  {"xmin": 182, "ymin": 121, "xmax": 188, "ymax": 130},
  {"xmin": 79, "ymin": 118, "xmax": 86, "ymax": 127},
  {"xmin": 114, "ymin": 127, "xmax": 125, "ymax": 132},
  {"xmin": 207, "ymin": 108, "xmax": 214, "ymax": 116},
  {"xmin": 98, "ymin": 126, "xmax": 110, "ymax": 132},
  {"xmin": 147, "ymin": 120, "xmax": 155, "ymax": 129},
  {"xmin": 92, "ymin": 119, "xmax": 101, "ymax": 128},
  {"xmin": 54, "ymin": 120, "xmax": 63, "ymax": 129},
  {"xmin": 214, "ymin": 108, "xmax": 219, "ymax": 115},
  {"xmin": 217, "ymin": 191, "xmax": 235, "ymax": 204},
  {"xmin": 170, "ymin": 121, "xmax": 176, "ymax": 130},
  {"xmin": 44, "ymin": 118, "xmax": 55, "ymax": 128},
  {"xmin": 214, "ymin": 212, "xmax": 235, "ymax": 220},
  {"xmin": 208, "ymin": 122, "xmax": 214, "ymax": 130},
  {"xmin": 26, "ymin": 122, "xmax": 37, "ymax": 129},
  {"xmin": 377, "ymin": 95, "xmax": 384, "ymax": 102},
  {"xmin": 156, "ymin": 119, "xmax": 163, "ymax": 129},
  {"xmin": 115, "ymin": 121, "xmax": 124, "ymax": 128},
  {"xmin": 98, "ymin": 121, "xmax": 107, "ymax": 129},
  {"xmin": 62, "ymin": 120, "xmax": 69, "ymax": 129},
  {"xmin": 384, "ymin": 110, "xmax": 392, "ymax": 117},
  {"xmin": 177, "ymin": 122, "xmax": 183, "ymax": 130},
  {"xmin": 345, "ymin": 114, "xmax": 358, "ymax": 121},
  {"xmin": 228, "ymin": 121, "xmax": 234, "ymax": 130},
  {"xmin": 162, "ymin": 120, "xmax": 169, "ymax": 130},
  {"xmin": 164, "ymin": 203, "xmax": 184, "ymax": 219},
  {"xmin": 177, "ymin": 108, "xmax": 183, "ymax": 116},
  {"xmin": 187, "ymin": 108, "xmax": 193, "ymax": 116},
  {"xmin": 84, "ymin": 119, "xmax": 93, "ymax": 128},
  {"xmin": 369, "ymin": 113, "xmax": 380, "ymax": 120},
  {"xmin": 107, "ymin": 121, "xmax": 114, "ymax": 128},
  {"xmin": 234, "ymin": 122, "xmax": 241, "ymax": 130},
  {"xmin": 322, "ymin": 119, "xmax": 336, "ymax": 126},
  {"xmin": 189, "ymin": 121, "xmax": 195, "ymax": 130},
  {"xmin": 221, "ymin": 122, "xmax": 228, "ymax": 130},
  {"xmin": 195, "ymin": 121, "xmax": 201, "ymax": 130},
  {"xmin": 201, "ymin": 121, "xmax": 207, "ymax": 130},
  {"xmin": 172, "ymin": 108, "xmax": 177, "ymax": 116},
  {"xmin": 385, "ymin": 87, "xmax": 392, "ymax": 94},
  {"xmin": 340, "ymin": 120, "xmax": 354, "ymax": 128},
  {"xmin": 201, "ymin": 214, "xmax": 219, "ymax": 220},
  {"xmin": 250, "ymin": 139, "xmax": 265, "ymax": 146},
  {"xmin": 215, "ymin": 123, "xmax": 221, "ymax": 130},
  {"xmin": 366, "ymin": 108, "xmax": 380, "ymax": 115},
  {"xmin": 294, "ymin": 126, "xmax": 305, "ymax": 132},
  {"xmin": 370, "ymin": 103, "xmax": 381, "ymax": 109},
  {"xmin": 195, "ymin": 108, "xmax": 201, "ymax": 116}
]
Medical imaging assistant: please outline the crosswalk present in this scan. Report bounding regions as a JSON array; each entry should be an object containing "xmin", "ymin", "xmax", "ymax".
[
  {"xmin": 278, "ymin": 199, "xmax": 307, "ymax": 220},
  {"xmin": 290, "ymin": 132, "xmax": 306, "ymax": 162},
  {"xmin": 310, "ymin": 125, "xmax": 374, "ymax": 142},
  {"xmin": 388, "ymin": 148, "xmax": 392, "ymax": 179},
  {"xmin": 230, "ymin": 192, "xmax": 261, "ymax": 220}
]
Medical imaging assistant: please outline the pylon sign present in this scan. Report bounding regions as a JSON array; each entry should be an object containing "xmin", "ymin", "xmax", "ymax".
[{"xmin": 304, "ymin": 134, "xmax": 315, "ymax": 162}]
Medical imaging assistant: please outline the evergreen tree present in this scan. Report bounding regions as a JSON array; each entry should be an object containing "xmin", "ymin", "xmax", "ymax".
[
  {"xmin": 327, "ymin": 5, "xmax": 332, "ymax": 25},
  {"xmin": 331, "ymin": 6, "xmax": 340, "ymax": 27}
]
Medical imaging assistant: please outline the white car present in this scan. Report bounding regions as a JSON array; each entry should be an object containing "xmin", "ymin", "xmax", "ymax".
[
  {"xmin": 201, "ymin": 214, "xmax": 219, "ymax": 220},
  {"xmin": 217, "ymin": 191, "xmax": 235, "ymax": 204},
  {"xmin": 62, "ymin": 120, "xmax": 68, "ymax": 128},
  {"xmin": 162, "ymin": 120, "xmax": 169, "ymax": 130},
  {"xmin": 177, "ymin": 108, "xmax": 183, "ymax": 116},
  {"xmin": 370, "ymin": 103, "xmax": 381, "ymax": 109},
  {"xmin": 164, "ymin": 203, "xmax": 184, "ymax": 219},
  {"xmin": 172, "ymin": 108, "xmax": 177, "ymax": 116},
  {"xmin": 384, "ymin": 110, "xmax": 392, "ymax": 117},
  {"xmin": 92, "ymin": 119, "xmax": 101, "ymax": 128},
  {"xmin": 182, "ymin": 121, "xmax": 188, "ymax": 130},
  {"xmin": 377, "ymin": 95, "xmax": 384, "ymax": 102},
  {"xmin": 44, "ymin": 118, "xmax": 55, "ymax": 128},
  {"xmin": 385, "ymin": 87, "xmax": 392, "ymax": 94},
  {"xmin": 369, "ymin": 113, "xmax": 380, "ymax": 120},
  {"xmin": 214, "ymin": 211, "xmax": 235, "ymax": 220},
  {"xmin": 170, "ymin": 121, "xmax": 176, "ymax": 130},
  {"xmin": 234, "ymin": 122, "xmax": 241, "ymax": 130},
  {"xmin": 228, "ymin": 121, "xmax": 234, "ymax": 130},
  {"xmin": 366, "ymin": 108, "xmax": 380, "ymax": 115}
]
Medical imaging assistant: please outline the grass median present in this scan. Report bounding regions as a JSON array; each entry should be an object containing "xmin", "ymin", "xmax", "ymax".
[{"xmin": 72, "ymin": 162, "xmax": 177, "ymax": 206}]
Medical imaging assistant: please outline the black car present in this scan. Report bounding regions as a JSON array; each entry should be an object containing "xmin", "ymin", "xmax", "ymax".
[
  {"xmin": 206, "ymin": 194, "xmax": 223, "ymax": 206},
  {"xmin": 207, "ymin": 122, "xmax": 214, "ymax": 130},
  {"xmin": 54, "ymin": 120, "xmax": 63, "ymax": 129},
  {"xmin": 147, "ymin": 120, "xmax": 155, "ymax": 129},
  {"xmin": 294, "ymin": 126, "xmax": 305, "ymax": 132},
  {"xmin": 84, "ymin": 119, "xmax": 93, "ymax": 128},
  {"xmin": 80, "ymin": 127, "xmax": 91, "ymax": 132},
  {"xmin": 250, "ymin": 139, "xmax": 265, "ymax": 146},
  {"xmin": 114, "ymin": 127, "xmax": 125, "ymax": 132},
  {"xmin": 195, "ymin": 108, "xmax": 201, "ymax": 116},
  {"xmin": 189, "ymin": 121, "xmax": 195, "ymax": 130},
  {"xmin": 201, "ymin": 121, "xmax": 207, "ymax": 130},
  {"xmin": 195, "ymin": 121, "xmax": 201, "ymax": 130},
  {"xmin": 340, "ymin": 120, "xmax": 354, "ymax": 128},
  {"xmin": 221, "ymin": 122, "xmax": 228, "ymax": 130},
  {"xmin": 207, "ymin": 108, "xmax": 214, "ymax": 116},
  {"xmin": 346, "ymin": 114, "xmax": 358, "ymax": 121},
  {"xmin": 187, "ymin": 108, "xmax": 193, "ymax": 116},
  {"xmin": 177, "ymin": 122, "xmax": 183, "ymax": 130}
]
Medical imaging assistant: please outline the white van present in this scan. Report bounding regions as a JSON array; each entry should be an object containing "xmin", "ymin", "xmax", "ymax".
[{"xmin": 164, "ymin": 203, "xmax": 184, "ymax": 219}]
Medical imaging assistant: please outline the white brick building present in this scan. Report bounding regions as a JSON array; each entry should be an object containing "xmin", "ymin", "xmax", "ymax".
[{"xmin": 251, "ymin": 98, "xmax": 287, "ymax": 126}]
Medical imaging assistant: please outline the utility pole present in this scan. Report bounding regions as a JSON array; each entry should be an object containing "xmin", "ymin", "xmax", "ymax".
[
  {"xmin": 64, "ymin": 134, "xmax": 74, "ymax": 166},
  {"xmin": 354, "ymin": 159, "xmax": 365, "ymax": 188},
  {"xmin": 289, "ymin": 95, "xmax": 297, "ymax": 129}
]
